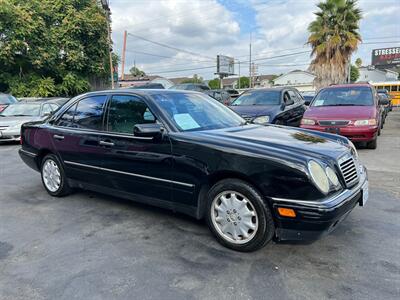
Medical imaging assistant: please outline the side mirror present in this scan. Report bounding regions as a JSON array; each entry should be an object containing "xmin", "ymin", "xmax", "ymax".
[
  {"xmin": 133, "ymin": 123, "xmax": 162, "ymax": 138},
  {"xmin": 304, "ymin": 99, "xmax": 311, "ymax": 106}
]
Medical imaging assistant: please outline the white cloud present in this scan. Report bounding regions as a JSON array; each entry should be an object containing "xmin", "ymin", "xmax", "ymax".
[{"xmin": 110, "ymin": 0, "xmax": 400, "ymax": 79}]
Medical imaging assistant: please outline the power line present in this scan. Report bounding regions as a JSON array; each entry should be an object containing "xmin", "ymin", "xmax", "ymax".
[{"xmin": 127, "ymin": 32, "xmax": 214, "ymax": 60}]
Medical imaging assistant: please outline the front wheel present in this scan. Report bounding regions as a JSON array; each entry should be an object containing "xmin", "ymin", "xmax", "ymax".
[
  {"xmin": 206, "ymin": 179, "xmax": 275, "ymax": 252},
  {"xmin": 41, "ymin": 154, "xmax": 72, "ymax": 197}
]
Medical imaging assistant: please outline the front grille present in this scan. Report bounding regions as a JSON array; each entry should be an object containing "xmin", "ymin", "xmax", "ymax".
[
  {"xmin": 339, "ymin": 155, "xmax": 359, "ymax": 187},
  {"xmin": 319, "ymin": 120, "xmax": 349, "ymax": 126}
]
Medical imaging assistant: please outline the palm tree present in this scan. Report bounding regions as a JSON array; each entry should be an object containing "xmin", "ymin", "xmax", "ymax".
[{"xmin": 307, "ymin": 0, "xmax": 362, "ymax": 90}]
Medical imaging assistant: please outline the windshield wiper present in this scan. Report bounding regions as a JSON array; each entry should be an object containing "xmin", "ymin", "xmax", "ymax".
[{"xmin": 11, "ymin": 114, "xmax": 31, "ymax": 116}]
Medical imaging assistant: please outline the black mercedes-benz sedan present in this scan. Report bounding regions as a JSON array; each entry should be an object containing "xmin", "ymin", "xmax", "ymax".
[{"xmin": 19, "ymin": 89, "xmax": 368, "ymax": 252}]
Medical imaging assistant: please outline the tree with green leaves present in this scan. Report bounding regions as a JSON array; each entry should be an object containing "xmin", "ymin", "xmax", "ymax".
[
  {"xmin": 307, "ymin": 0, "xmax": 362, "ymax": 90},
  {"xmin": 350, "ymin": 64, "xmax": 359, "ymax": 82},
  {"xmin": 181, "ymin": 74, "xmax": 204, "ymax": 84},
  {"xmin": 355, "ymin": 57, "xmax": 362, "ymax": 68},
  {"xmin": 0, "ymin": 0, "xmax": 111, "ymax": 97},
  {"xmin": 208, "ymin": 78, "xmax": 220, "ymax": 89},
  {"xmin": 129, "ymin": 66, "xmax": 146, "ymax": 77},
  {"xmin": 238, "ymin": 77, "xmax": 249, "ymax": 88}
]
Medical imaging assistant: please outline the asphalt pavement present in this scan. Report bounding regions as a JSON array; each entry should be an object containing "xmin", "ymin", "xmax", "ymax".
[{"xmin": 0, "ymin": 110, "xmax": 399, "ymax": 300}]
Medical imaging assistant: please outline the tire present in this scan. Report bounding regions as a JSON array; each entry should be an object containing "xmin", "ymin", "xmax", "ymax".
[
  {"xmin": 367, "ymin": 138, "xmax": 377, "ymax": 149},
  {"xmin": 206, "ymin": 179, "xmax": 275, "ymax": 252},
  {"xmin": 41, "ymin": 154, "xmax": 72, "ymax": 197},
  {"xmin": 378, "ymin": 127, "xmax": 381, "ymax": 136}
]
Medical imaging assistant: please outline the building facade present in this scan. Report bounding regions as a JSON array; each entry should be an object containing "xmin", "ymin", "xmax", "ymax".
[
  {"xmin": 357, "ymin": 67, "xmax": 399, "ymax": 83},
  {"xmin": 273, "ymin": 70, "xmax": 316, "ymax": 92}
]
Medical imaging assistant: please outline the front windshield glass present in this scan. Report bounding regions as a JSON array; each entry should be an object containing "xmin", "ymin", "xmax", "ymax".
[
  {"xmin": 0, "ymin": 104, "xmax": 41, "ymax": 116},
  {"xmin": 0, "ymin": 94, "xmax": 17, "ymax": 105},
  {"xmin": 312, "ymin": 87, "xmax": 374, "ymax": 107},
  {"xmin": 152, "ymin": 92, "xmax": 245, "ymax": 132},
  {"xmin": 232, "ymin": 90, "xmax": 281, "ymax": 106}
]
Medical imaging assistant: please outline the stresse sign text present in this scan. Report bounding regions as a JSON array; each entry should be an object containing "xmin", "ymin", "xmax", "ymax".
[{"xmin": 372, "ymin": 47, "xmax": 400, "ymax": 66}]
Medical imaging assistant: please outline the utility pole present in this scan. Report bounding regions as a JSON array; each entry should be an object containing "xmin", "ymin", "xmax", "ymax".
[
  {"xmin": 238, "ymin": 61, "xmax": 241, "ymax": 89},
  {"xmin": 249, "ymin": 32, "xmax": 252, "ymax": 88},
  {"xmin": 121, "ymin": 30, "xmax": 127, "ymax": 81},
  {"xmin": 105, "ymin": 10, "xmax": 114, "ymax": 89}
]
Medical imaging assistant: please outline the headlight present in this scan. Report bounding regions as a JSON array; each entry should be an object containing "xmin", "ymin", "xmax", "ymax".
[
  {"xmin": 354, "ymin": 119, "xmax": 376, "ymax": 126},
  {"xmin": 348, "ymin": 140, "xmax": 358, "ymax": 158},
  {"xmin": 325, "ymin": 166, "xmax": 339, "ymax": 186},
  {"xmin": 253, "ymin": 116, "xmax": 270, "ymax": 124},
  {"xmin": 308, "ymin": 160, "xmax": 330, "ymax": 194},
  {"xmin": 301, "ymin": 118, "xmax": 316, "ymax": 125}
]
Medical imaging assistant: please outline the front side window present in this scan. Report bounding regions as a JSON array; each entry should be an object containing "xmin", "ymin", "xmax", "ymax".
[
  {"xmin": 232, "ymin": 90, "xmax": 281, "ymax": 106},
  {"xmin": 312, "ymin": 87, "xmax": 374, "ymax": 107},
  {"xmin": 56, "ymin": 103, "xmax": 77, "ymax": 127},
  {"xmin": 106, "ymin": 95, "xmax": 156, "ymax": 134},
  {"xmin": 153, "ymin": 92, "xmax": 244, "ymax": 132}
]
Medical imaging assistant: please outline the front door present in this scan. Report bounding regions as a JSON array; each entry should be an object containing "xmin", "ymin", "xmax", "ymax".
[{"xmin": 99, "ymin": 94, "xmax": 173, "ymax": 204}]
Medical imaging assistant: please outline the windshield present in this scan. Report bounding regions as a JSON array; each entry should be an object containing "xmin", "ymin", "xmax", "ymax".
[
  {"xmin": 312, "ymin": 87, "xmax": 374, "ymax": 107},
  {"xmin": 0, "ymin": 104, "xmax": 41, "ymax": 116},
  {"xmin": 152, "ymin": 92, "xmax": 245, "ymax": 132},
  {"xmin": 0, "ymin": 94, "xmax": 18, "ymax": 105},
  {"xmin": 170, "ymin": 84, "xmax": 210, "ymax": 91},
  {"xmin": 232, "ymin": 90, "xmax": 281, "ymax": 106}
]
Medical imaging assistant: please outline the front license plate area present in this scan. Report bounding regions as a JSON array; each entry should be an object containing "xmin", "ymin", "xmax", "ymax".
[
  {"xmin": 360, "ymin": 180, "xmax": 369, "ymax": 206},
  {"xmin": 325, "ymin": 127, "xmax": 340, "ymax": 134}
]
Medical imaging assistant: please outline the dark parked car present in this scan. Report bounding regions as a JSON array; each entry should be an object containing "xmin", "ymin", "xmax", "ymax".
[
  {"xmin": 301, "ymin": 84, "xmax": 385, "ymax": 149},
  {"xmin": 0, "ymin": 93, "xmax": 18, "ymax": 113},
  {"xmin": 129, "ymin": 83, "xmax": 165, "ymax": 89},
  {"xmin": 206, "ymin": 89, "xmax": 232, "ymax": 105},
  {"xmin": 170, "ymin": 83, "xmax": 210, "ymax": 92},
  {"xmin": 0, "ymin": 100, "xmax": 60, "ymax": 142},
  {"xmin": 300, "ymin": 91, "xmax": 315, "ymax": 106},
  {"xmin": 377, "ymin": 89, "xmax": 392, "ymax": 113},
  {"xmin": 19, "ymin": 89, "xmax": 368, "ymax": 252},
  {"xmin": 230, "ymin": 88, "xmax": 306, "ymax": 126}
]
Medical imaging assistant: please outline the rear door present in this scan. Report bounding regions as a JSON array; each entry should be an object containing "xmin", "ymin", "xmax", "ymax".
[
  {"xmin": 98, "ymin": 94, "xmax": 173, "ymax": 204},
  {"xmin": 289, "ymin": 90, "xmax": 306, "ymax": 126},
  {"xmin": 50, "ymin": 95, "xmax": 109, "ymax": 185}
]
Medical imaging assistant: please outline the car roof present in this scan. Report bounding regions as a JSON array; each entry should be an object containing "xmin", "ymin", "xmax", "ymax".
[{"xmin": 326, "ymin": 83, "xmax": 372, "ymax": 89}]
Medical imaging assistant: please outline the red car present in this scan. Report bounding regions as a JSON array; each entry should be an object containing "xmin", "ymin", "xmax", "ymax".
[{"xmin": 300, "ymin": 84, "xmax": 383, "ymax": 149}]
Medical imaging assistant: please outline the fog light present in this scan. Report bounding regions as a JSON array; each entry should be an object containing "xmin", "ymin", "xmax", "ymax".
[{"xmin": 277, "ymin": 207, "xmax": 296, "ymax": 218}]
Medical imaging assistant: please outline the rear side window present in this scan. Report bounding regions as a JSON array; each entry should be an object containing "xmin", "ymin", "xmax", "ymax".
[
  {"xmin": 106, "ymin": 95, "xmax": 156, "ymax": 134},
  {"xmin": 56, "ymin": 95, "xmax": 107, "ymax": 130}
]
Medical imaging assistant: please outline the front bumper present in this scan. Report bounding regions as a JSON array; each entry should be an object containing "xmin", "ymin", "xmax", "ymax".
[
  {"xmin": 271, "ymin": 165, "xmax": 368, "ymax": 241},
  {"xmin": 0, "ymin": 128, "xmax": 21, "ymax": 142},
  {"xmin": 300, "ymin": 125, "xmax": 378, "ymax": 142}
]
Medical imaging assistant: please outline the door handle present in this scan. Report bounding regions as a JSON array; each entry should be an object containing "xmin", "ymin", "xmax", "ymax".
[
  {"xmin": 53, "ymin": 134, "xmax": 64, "ymax": 140},
  {"xmin": 99, "ymin": 140, "xmax": 115, "ymax": 147}
]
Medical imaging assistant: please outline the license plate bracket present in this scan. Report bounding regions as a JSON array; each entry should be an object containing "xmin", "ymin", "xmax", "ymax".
[{"xmin": 325, "ymin": 127, "xmax": 340, "ymax": 134}]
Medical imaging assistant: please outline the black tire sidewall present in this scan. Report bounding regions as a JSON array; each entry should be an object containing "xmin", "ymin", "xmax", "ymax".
[
  {"xmin": 41, "ymin": 154, "xmax": 69, "ymax": 196},
  {"xmin": 206, "ymin": 179, "xmax": 275, "ymax": 252}
]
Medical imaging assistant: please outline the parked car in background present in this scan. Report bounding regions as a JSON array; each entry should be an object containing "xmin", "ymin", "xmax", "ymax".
[
  {"xmin": 230, "ymin": 88, "xmax": 306, "ymax": 126},
  {"xmin": 377, "ymin": 89, "xmax": 392, "ymax": 112},
  {"xmin": 0, "ymin": 100, "xmax": 60, "ymax": 142},
  {"xmin": 206, "ymin": 89, "xmax": 232, "ymax": 105},
  {"xmin": 19, "ymin": 89, "xmax": 368, "ymax": 252},
  {"xmin": 129, "ymin": 83, "xmax": 165, "ymax": 89},
  {"xmin": 170, "ymin": 83, "xmax": 210, "ymax": 92},
  {"xmin": 300, "ymin": 91, "xmax": 315, "ymax": 106},
  {"xmin": 225, "ymin": 89, "xmax": 240, "ymax": 100},
  {"xmin": 0, "ymin": 93, "xmax": 18, "ymax": 113},
  {"xmin": 300, "ymin": 84, "xmax": 384, "ymax": 149}
]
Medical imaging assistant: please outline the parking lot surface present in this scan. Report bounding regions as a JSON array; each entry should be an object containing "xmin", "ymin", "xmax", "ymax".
[{"xmin": 1, "ymin": 110, "xmax": 399, "ymax": 300}]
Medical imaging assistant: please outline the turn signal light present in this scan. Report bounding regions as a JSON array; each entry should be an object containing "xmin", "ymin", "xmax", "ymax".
[{"xmin": 277, "ymin": 207, "xmax": 296, "ymax": 218}]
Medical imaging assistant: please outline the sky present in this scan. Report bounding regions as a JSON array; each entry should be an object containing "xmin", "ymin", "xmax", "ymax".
[{"xmin": 109, "ymin": 0, "xmax": 400, "ymax": 80}]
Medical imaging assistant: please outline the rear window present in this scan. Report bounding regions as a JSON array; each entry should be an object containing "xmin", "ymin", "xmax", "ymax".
[{"xmin": 312, "ymin": 87, "xmax": 374, "ymax": 107}]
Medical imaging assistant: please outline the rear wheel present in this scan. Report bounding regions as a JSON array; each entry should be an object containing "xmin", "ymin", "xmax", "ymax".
[
  {"xmin": 206, "ymin": 179, "xmax": 275, "ymax": 252},
  {"xmin": 367, "ymin": 138, "xmax": 377, "ymax": 149},
  {"xmin": 41, "ymin": 154, "xmax": 72, "ymax": 196}
]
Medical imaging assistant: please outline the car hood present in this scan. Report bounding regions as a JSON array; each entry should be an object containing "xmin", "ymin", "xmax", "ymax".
[
  {"xmin": 304, "ymin": 106, "xmax": 375, "ymax": 120},
  {"xmin": 187, "ymin": 124, "xmax": 350, "ymax": 162},
  {"xmin": 229, "ymin": 105, "xmax": 280, "ymax": 118},
  {"xmin": 0, "ymin": 116, "xmax": 42, "ymax": 127}
]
